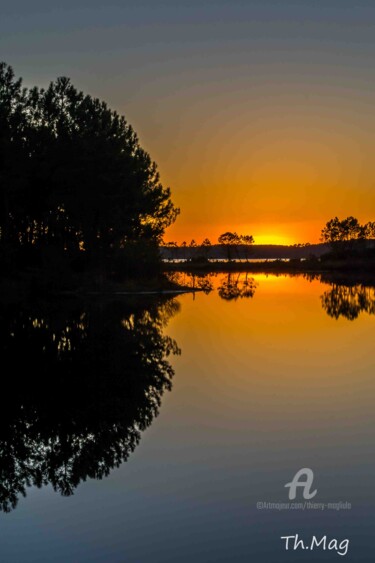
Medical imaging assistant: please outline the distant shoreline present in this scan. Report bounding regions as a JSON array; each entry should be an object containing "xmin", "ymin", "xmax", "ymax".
[
  {"xmin": 2, "ymin": 256, "xmax": 375, "ymax": 304},
  {"xmin": 163, "ymin": 258, "xmax": 375, "ymax": 277}
]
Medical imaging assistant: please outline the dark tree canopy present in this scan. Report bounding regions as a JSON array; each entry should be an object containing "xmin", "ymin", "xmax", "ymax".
[
  {"xmin": 0, "ymin": 62, "xmax": 179, "ymax": 273},
  {"xmin": 320, "ymin": 216, "xmax": 375, "ymax": 246},
  {"xmin": 217, "ymin": 232, "xmax": 254, "ymax": 261}
]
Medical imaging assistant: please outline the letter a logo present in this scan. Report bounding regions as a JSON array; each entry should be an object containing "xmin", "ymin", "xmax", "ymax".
[{"xmin": 285, "ymin": 468, "xmax": 317, "ymax": 500}]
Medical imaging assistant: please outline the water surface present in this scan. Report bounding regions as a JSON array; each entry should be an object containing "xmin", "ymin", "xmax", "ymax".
[{"xmin": 0, "ymin": 274, "xmax": 374, "ymax": 562}]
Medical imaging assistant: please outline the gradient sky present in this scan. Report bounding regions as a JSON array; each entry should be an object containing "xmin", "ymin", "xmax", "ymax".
[{"xmin": 2, "ymin": 0, "xmax": 375, "ymax": 244}]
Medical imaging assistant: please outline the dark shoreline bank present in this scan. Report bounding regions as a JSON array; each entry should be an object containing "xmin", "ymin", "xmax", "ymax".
[
  {"xmin": 163, "ymin": 258, "xmax": 375, "ymax": 276},
  {"xmin": 2, "ymin": 258, "xmax": 375, "ymax": 303},
  {"xmin": 0, "ymin": 272, "xmax": 203, "ymax": 303}
]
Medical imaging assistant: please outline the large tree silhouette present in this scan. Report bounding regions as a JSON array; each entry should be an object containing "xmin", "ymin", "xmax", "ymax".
[
  {"xmin": 320, "ymin": 216, "xmax": 375, "ymax": 251},
  {"xmin": 0, "ymin": 63, "xmax": 179, "ymax": 273},
  {"xmin": 218, "ymin": 232, "xmax": 254, "ymax": 261}
]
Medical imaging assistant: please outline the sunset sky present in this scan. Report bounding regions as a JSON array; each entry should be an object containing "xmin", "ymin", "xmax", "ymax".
[{"xmin": 2, "ymin": 0, "xmax": 375, "ymax": 244}]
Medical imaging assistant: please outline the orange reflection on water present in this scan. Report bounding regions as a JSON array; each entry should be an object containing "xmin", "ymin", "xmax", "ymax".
[{"xmin": 164, "ymin": 274, "xmax": 375, "ymax": 458}]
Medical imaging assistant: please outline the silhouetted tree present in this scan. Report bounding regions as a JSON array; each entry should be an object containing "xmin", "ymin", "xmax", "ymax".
[
  {"xmin": 320, "ymin": 216, "xmax": 372, "ymax": 249},
  {"xmin": 363, "ymin": 221, "xmax": 375, "ymax": 239},
  {"xmin": 189, "ymin": 239, "xmax": 197, "ymax": 260},
  {"xmin": 241, "ymin": 234, "xmax": 255, "ymax": 261},
  {"xmin": 0, "ymin": 62, "xmax": 179, "ymax": 275},
  {"xmin": 180, "ymin": 241, "xmax": 187, "ymax": 261},
  {"xmin": 218, "ymin": 232, "xmax": 254, "ymax": 261},
  {"xmin": 218, "ymin": 232, "xmax": 240, "ymax": 261},
  {"xmin": 201, "ymin": 238, "xmax": 212, "ymax": 260}
]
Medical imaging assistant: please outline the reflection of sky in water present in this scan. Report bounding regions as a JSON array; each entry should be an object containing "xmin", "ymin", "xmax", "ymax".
[{"xmin": 1, "ymin": 275, "xmax": 374, "ymax": 562}]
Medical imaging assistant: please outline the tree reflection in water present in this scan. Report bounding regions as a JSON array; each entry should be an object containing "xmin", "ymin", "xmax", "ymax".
[
  {"xmin": 165, "ymin": 271, "xmax": 214, "ymax": 294},
  {"xmin": 320, "ymin": 284, "xmax": 375, "ymax": 320},
  {"xmin": 166, "ymin": 271, "xmax": 257, "ymax": 301},
  {"xmin": 0, "ymin": 297, "xmax": 180, "ymax": 512},
  {"xmin": 218, "ymin": 273, "xmax": 257, "ymax": 301}
]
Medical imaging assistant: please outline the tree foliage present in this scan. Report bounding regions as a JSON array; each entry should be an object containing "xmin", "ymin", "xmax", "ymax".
[
  {"xmin": 320, "ymin": 216, "xmax": 375, "ymax": 247},
  {"xmin": 0, "ymin": 62, "xmax": 179, "ymax": 272},
  {"xmin": 218, "ymin": 231, "xmax": 254, "ymax": 261}
]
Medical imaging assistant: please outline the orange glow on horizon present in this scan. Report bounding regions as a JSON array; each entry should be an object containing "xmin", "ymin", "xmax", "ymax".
[
  {"xmin": 164, "ymin": 220, "xmax": 323, "ymax": 246},
  {"xmin": 250, "ymin": 234, "xmax": 294, "ymax": 246},
  {"xmin": 152, "ymin": 99, "xmax": 375, "ymax": 249}
]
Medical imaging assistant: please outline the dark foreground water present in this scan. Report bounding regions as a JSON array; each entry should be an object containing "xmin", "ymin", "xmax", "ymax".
[{"xmin": 0, "ymin": 274, "xmax": 374, "ymax": 562}]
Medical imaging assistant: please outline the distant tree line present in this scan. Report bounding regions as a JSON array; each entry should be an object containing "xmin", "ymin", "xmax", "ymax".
[
  {"xmin": 164, "ymin": 231, "xmax": 255, "ymax": 262},
  {"xmin": 0, "ymin": 62, "xmax": 179, "ymax": 279}
]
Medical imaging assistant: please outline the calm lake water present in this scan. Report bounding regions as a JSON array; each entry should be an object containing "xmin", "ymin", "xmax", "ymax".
[{"xmin": 1, "ymin": 274, "xmax": 374, "ymax": 562}]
